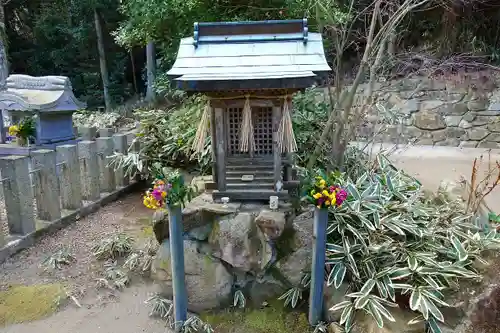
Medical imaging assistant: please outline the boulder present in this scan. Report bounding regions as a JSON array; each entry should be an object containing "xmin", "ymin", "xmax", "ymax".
[
  {"xmin": 350, "ymin": 308, "xmax": 425, "ymax": 333},
  {"xmin": 413, "ymin": 110, "xmax": 446, "ymax": 130},
  {"xmin": 324, "ymin": 283, "xmax": 350, "ymax": 323},
  {"xmin": 153, "ymin": 193, "xmax": 241, "ymax": 243},
  {"xmin": 255, "ymin": 210, "xmax": 287, "ymax": 240},
  {"xmin": 247, "ymin": 274, "xmax": 287, "ymax": 306},
  {"xmin": 276, "ymin": 210, "xmax": 314, "ymax": 286},
  {"xmin": 152, "ymin": 240, "xmax": 233, "ymax": 312},
  {"xmin": 210, "ymin": 212, "xmax": 272, "ymax": 273}
]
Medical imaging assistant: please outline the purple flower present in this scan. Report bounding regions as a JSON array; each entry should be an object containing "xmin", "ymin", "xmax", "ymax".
[
  {"xmin": 167, "ymin": 183, "xmax": 172, "ymax": 189},
  {"xmin": 335, "ymin": 188, "xmax": 348, "ymax": 205},
  {"xmin": 152, "ymin": 188, "xmax": 164, "ymax": 201}
]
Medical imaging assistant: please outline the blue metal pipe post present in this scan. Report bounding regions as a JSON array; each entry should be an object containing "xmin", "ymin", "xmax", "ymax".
[
  {"xmin": 308, "ymin": 207, "xmax": 328, "ymax": 325},
  {"xmin": 168, "ymin": 204, "xmax": 188, "ymax": 331}
]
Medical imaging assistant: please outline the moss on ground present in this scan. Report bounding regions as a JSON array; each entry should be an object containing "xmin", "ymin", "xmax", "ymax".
[
  {"xmin": 0, "ymin": 284, "xmax": 65, "ymax": 326},
  {"xmin": 201, "ymin": 302, "xmax": 311, "ymax": 333}
]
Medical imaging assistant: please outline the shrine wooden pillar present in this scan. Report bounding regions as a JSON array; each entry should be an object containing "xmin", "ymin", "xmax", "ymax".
[
  {"xmin": 210, "ymin": 106, "xmax": 218, "ymax": 185},
  {"xmin": 272, "ymin": 99, "xmax": 282, "ymax": 187},
  {"xmin": 213, "ymin": 106, "xmax": 226, "ymax": 191}
]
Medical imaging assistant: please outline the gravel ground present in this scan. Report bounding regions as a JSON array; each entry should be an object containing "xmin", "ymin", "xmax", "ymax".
[{"xmin": 0, "ymin": 192, "xmax": 174, "ymax": 333}]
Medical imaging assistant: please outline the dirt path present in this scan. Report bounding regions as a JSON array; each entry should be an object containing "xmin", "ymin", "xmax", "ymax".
[{"xmin": 0, "ymin": 193, "xmax": 174, "ymax": 333}]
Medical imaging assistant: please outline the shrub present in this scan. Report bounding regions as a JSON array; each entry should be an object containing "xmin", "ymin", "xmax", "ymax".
[{"xmin": 313, "ymin": 154, "xmax": 500, "ymax": 333}]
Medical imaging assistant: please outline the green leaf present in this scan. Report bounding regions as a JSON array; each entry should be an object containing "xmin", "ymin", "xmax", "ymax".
[
  {"xmin": 390, "ymin": 283, "xmax": 412, "ymax": 291},
  {"xmin": 358, "ymin": 214, "xmax": 376, "ymax": 231},
  {"xmin": 354, "ymin": 295, "xmax": 370, "ymax": 309},
  {"xmin": 409, "ymin": 289, "xmax": 421, "ymax": 311},
  {"xmin": 383, "ymin": 275, "xmax": 396, "ymax": 301},
  {"xmin": 368, "ymin": 301, "xmax": 384, "ymax": 328},
  {"xmin": 373, "ymin": 211, "xmax": 381, "ymax": 228},
  {"xmin": 390, "ymin": 267, "xmax": 412, "ymax": 280},
  {"xmin": 427, "ymin": 317, "xmax": 443, "ymax": 333},
  {"xmin": 340, "ymin": 304, "xmax": 354, "ymax": 325},
  {"xmin": 384, "ymin": 221, "xmax": 406, "ymax": 236},
  {"xmin": 422, "ymin": 296, "xmax": 444, "ymax": 323},
  {"xmin": 450, "ymin": 235, "xmax": 468, "ymax": 262},
  {"xmin": 376, "ymin": 280, "xmax": 388, "ymax": 299},
  {"xmin": 371, "ymin": 298, "xmax": 396, "ymax": 322},
  {"xmin": 360, "ymin": 279, "xmax": 377, "ymax": 296},
  {"xmin": 346, "ymin": 183, "xmax": 360, "ymax": 201},
  {"xmin": 407, "ymin": 315, "xmax": 424, "ymax": 325},
  {"xmin": 407, "ymin": 256, "xmax": 418, "ymax": 271},
  {"xmin": 329, "ymin": 300, "xmax": 352, "ymax": 312},
  {"xmin": 326, "ymin": 244, "xmax": 345, "ymax": 253}
]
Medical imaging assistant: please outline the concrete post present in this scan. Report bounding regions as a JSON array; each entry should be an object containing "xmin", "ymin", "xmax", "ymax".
[
  {"xmin": 31, "ymin": 149, "xmax": 61, "ymax": 221},
  {"xmin": 112, "ymin": 133, "xmax": 130, "ymax": 188},
  {"xmin": 96, "ymin": 136, "xmax": 115, "ymax": 193},
  {"xmin": 0, "ymin": 155, "xmax": 36, "ymax": 235},
  {"xmin": 80, "ymin": 126, "xmax": 97, "ymax": 141},
  {"xmin": 78, "ymin": 140, "xmax": 100, "ymax": 201},
  {"xmin": 99, "ymin": 128, "xmax": 114, "ymax": 138},
  {"xmin": 56, "ymin": 144, "xmax": 82, "ymax": 210}
]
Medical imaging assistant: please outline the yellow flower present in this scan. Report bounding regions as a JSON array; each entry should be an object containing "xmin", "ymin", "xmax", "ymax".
[
  {"xmin": 317, "ymin": 205, "xmax": 321, "ymax": 208},
  {"xmin": 161, "ymin": 191, "xmax": 167, "ymax": 198},
  {"xmin": 8, "ymin": 125, "xmax": 19, "ymax": 136},
  {"xmin": 330, "ymin": 195, "xmax": 336, "ymax": 205},
  {"xmin": 313, "ymin": 193, "xmax": 322, "ymax": 199},
  {"xmin": 325, "ymin": 200, "xmax": 331, "ymax": 206},
  {"xmin": 322, "ymin": 190, "xmax": 329, "ymax": 196}
]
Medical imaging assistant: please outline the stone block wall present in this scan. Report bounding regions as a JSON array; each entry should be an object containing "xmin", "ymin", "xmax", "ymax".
[{"xmin": 355, "ymin": 76, "xmax": 500, "ymax": 148}]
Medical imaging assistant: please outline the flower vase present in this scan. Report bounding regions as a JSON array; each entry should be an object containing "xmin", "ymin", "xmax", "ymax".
[
  {"xmin": 16, "ymin": 137, "xmax": 27, "ymax": 147},
  {"xmin": 308, "ymin": 207, "xmax": 329, "ymax": 325}
]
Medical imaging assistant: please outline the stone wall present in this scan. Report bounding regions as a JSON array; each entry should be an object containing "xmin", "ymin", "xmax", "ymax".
[{"xmin": 356, "ymin": 75, "xmax": 500, "ymax": 148}]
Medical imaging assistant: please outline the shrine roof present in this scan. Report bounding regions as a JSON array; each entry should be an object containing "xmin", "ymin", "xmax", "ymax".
[
  {"xmin": 0, "ymin": 75, "xmax": 86, "ymax": 112},
  {"xmin": 167, "ymin": 19, "xmax": 331, "ymax": 91}
]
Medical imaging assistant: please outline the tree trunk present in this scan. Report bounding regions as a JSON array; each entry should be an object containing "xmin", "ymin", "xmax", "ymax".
[
  {"xmin": 146, "ymin": 41, "xmax": 156, "ymax": 103},
  {"xmin": 94, "ymin": 8, "xmax": 111, "ymax": 111},
  {"xmin": 0, "ymin": 2, "xmax": 8, "ymax": 88}
]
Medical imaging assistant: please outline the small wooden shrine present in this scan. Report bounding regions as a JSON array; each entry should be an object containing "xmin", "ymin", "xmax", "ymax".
[{"xmin": 168, "ymin": 19, "xmax": 330, "ymax": 201}]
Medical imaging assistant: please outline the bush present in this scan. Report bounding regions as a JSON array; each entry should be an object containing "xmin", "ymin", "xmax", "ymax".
[
  {"xmin": 111, "ymin": 88, "xmax": 332, "ymax": 179},
  {"xmin": 314, "ymin": 154, "xmax": 500, "ymax": 333}
]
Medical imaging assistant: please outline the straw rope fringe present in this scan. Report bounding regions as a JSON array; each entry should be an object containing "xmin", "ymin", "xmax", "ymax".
[
  {"xmin": 277, "ymin": 96, "xmax": 298, "ymax": 153},
  {"xmin": 191, "ymin": 99, "xmax": 211, "ymax": 154},
  {"xmin": 239, "ymin": 95, "xmax": 255, "ymax": 152}
]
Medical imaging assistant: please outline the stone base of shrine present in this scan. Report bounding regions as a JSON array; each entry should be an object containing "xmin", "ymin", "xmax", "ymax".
[{"xmin": 212, "ymin": 189, "xmax": 289, "ymax": 202}]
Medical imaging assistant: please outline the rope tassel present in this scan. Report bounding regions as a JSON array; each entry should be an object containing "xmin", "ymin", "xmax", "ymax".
[
  {"xmin": 191, "ymin": 99, "xmax": 211, "ymax": 154},
  {"xmin": 277, "ymin": 96, "xmax": 298, "ymax": 153},
  {"xmin": 239, "ymin": 96, "xmax": 255, "ymax": 152}
]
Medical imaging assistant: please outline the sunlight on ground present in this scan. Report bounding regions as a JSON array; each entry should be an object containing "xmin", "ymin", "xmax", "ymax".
[{"xmin": 0, "ymin": 284, "xmax": 65, "ymax": 326}]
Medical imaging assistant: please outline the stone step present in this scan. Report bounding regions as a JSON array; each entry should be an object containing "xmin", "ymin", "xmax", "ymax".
[
  {"xmin": 225, "ymin": 170, "xmax": 275, "ymax": 177},
  {"xmin": 226, "ymin": 182, "xmax": 274, "ymax": 190},
  {"xmin": 226, "ymin": 164, "xmax": 274, "ymax": 172},
  {"xmin": 226, "ymin": 176, "xmax": 275, "ymax": 183},
  {"xmin": 213, "ymin": 189, "xmax": 289, "ymax": 202}
]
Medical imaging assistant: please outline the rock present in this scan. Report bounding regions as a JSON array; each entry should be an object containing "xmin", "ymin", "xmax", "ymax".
[
  {"xmin": 472, "ymin": 116, "xmax": 492, "ymax": 127},
  {"xmin": 445, "ymin": 127, "xmax": 466, "ymax": 139},
  {"xmin": 420, "ymin": 100, "xmax": 444, "ymax": 110},
  {"xmin": 190, "ymin": 175, "xmax": 214, "ymax": 193},
  {"xmin": 402, "ymin": 99, "xmax": 419, "ymax": 114},
  {"xmin": 153, "ymin": 193, "xmax": 241, "ymax": 243},
  {"xmin": 435, "ymin": 138, "xmax": 460, "ymax": 147},
  {"xmin": 459, "ymin": 120, "xmax": 473, "ymax": 129},
  {"xmin": 351, "ymin": 308, "xmax": 425, "ymax": 333},
  {"xmin": 462, "ymin": 112, "xmax": 476, "ymax": 122},
  {"xmin": 459, "ymin": 141, "xmax": 478, "ymax": 148},
  {"xmin": 328, "ymin": 323, "xmax": 344, "ymax": 333},
  {"xmin": 487, "ymin": 133, "xmax": 500, "ymax": 142},
  {"xmin": 467, "ymin": 128, "xmax": 489, "ymax": 141},
  {"xmin": 255, "ymin": 210, "xmax": 287, "ymax": 240},
  {"xmin": 477, "ymin": 141, "xmax": 500, "ymax": 149},
  {"xmin": 487, "ymin": 121, "xmax": 500, "ymax": 132},
  {"xmin": 445, "ymin": 115, "xmax": 462, "ymax": 127},
  {"xmin": 413, "ymin": 111, "xmax": 446, "ymax": 130},
  {"xmin": 152, "ymin": 240, "xmax": 233, "ymax": 312},
  {"xmin": 468, "ymin": 97, "xmax": 489, "ymax": 111},
  {"xmin": 276, "ymin": 211, "xmax": 313, "ymax": 286},
  {"xmin": 247, "ymin": 275, "xmax": 287, "ymax": 306},
  {"xmin": 324, "ymin": 283, "xmax": 350, "ymax": 323},
  {"xmin": 210, "ymin": 212, "xmax": 271, "ymax": 273},
  {"xmin": 487, "ymin": 102, "xmax": 500, "ymax": 111},
  {"xmin": 186, "ymin": 223, "xmax": 213, "ymax": 241},
  {"xmin": 438, "ymin": 102, "xmax": 468, "ymax": 116}
]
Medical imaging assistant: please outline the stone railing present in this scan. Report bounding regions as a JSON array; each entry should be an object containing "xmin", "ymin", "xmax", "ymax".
[
  {"xmin": 0, "ymin": 127, "xmax": 141, "ymax": 262},
  {"xmin": 354, "ymin": 76, "xmax": 500, "ymax": 148}
]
